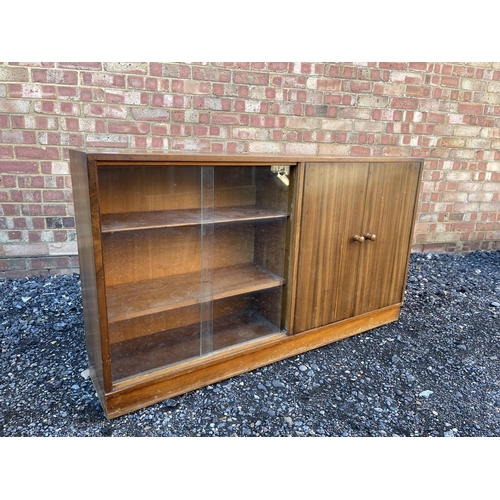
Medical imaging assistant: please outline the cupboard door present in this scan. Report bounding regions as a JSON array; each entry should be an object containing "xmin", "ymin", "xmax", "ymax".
[
  {"xmin": 293, "ymin": 163, "xmax": 369, "ymax": 333},
  {"xmin": 353, "ymin": 162, "xmax": 421, "ymax": 316},
  {"xmin": 293, "ymin": 161, "xmax": 421, "ymax": 334}
]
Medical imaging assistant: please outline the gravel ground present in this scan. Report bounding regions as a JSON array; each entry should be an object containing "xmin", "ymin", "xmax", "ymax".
[{"xmin": 1, "ymin": 251, "xmax": 499, "ymax": 437}]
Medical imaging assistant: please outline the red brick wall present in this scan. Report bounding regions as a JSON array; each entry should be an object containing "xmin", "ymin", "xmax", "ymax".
[{"xmin": 1, "ymin": 62, "xmax": 499, "ymax": 278}]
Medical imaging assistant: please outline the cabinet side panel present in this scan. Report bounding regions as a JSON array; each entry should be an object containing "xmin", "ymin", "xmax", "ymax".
[{"xmin": 69, "ymin": 151, "xmax": 105, "ymax": 405}]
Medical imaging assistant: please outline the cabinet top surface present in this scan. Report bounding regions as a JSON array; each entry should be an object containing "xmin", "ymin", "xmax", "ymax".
[{"xmin": 69, "ymin": 149, "xmax": 424, "ymax": 165}]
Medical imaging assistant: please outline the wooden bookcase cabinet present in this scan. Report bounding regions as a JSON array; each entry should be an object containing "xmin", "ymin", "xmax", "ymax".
[{"xmin": 70, "ymin": 151, "xmax": 422, "ymax": 418}]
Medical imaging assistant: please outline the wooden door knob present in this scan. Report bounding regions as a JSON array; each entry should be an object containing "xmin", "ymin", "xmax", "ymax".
[
  {"xmin": 365, "ymin": 233, "xmax": 376, "ymax": 241},
  {"xmin": 353, "ymin": 235, "xmax": 365, "ymax": 243}
]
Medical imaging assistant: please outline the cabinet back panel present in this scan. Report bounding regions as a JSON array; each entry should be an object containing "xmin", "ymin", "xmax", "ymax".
[
  {"xmin": 254, "ymin": 220, "xmax": 287, "ymax": 277},
  {"xmin": 255, "ymin": 166, "xmax": 291, "ymax": 213},
  {"xmin": 214, "ymin": 166, "xmax": 256, "ymax": 207},
  {"xmin": 98, "ymin": 166, "xmax": 203, "ymax": 214},
  {"xmin": 108, "ymin": 295, "xmax": 252, "ymax": 344},
  {"xmin": 102, "ymin": 225, "xmax": 256, "ymax": 286}
]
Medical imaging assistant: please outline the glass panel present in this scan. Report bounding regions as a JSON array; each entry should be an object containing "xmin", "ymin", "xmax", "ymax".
[
  {"xmin": 208, "ymin": 165, "xmax": 290, "ymax": 351},
  {"xmin": 98, "ymin": 164, "xmax": 214, "ymax": 383},
  {"xmin": 200, "ymin": 165, "xmax": 214, "ymax": 356},
  {"xmin": 98, "ymin": 163, "xmax": 290, "ymax": 383}
]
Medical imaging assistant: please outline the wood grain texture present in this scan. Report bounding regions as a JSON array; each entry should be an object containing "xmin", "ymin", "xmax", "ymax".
[
  {"xmin": 354, "ymin": 162, "xmax": 422, "ymax": 316},
  {"xmin": 108, "ymin": 295, "xmax": 253, "ymax": 344},
  {"xmin": 293, "ymin": 163, "xmax": 369, "ymax": 331},
  {"xmin": 100, "ymin": 206, "xmax": 288, "ymax": 233},
  {"xmin": 293, "ymin": 160, "xmax": 422, "ymax": 333},
  {"xmin": 106, "ymin": 263, "xmax": 285, "ymax": 324},
  {"xmin": 284, "ymin": 163, "xmax": 305, "ymax": 334},
  {"xmin": 101, "ymin": 223, "xmax": 262, "ymax": 286},
  {"xmin": 80, "ymin": 150, "xmax": 422, "ymax": 165},
  {"xmin": 69, "ymin": 151, "xmax": 107, "ymax": 404}
]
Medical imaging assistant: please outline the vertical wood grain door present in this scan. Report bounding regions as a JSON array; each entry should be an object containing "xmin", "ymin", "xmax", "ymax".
[{"xmin": 293, "ymin": 161, "xmax": 421, "ymax": 334}]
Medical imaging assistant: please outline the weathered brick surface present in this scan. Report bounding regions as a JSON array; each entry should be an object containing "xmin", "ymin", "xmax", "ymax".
[{"xmin": 1, "ymin": 61, "xmax": 499, "ymax": 277}]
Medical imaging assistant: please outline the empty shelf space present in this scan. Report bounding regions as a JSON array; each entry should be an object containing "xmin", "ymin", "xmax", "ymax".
[
  {"xmin": 106, "ymin": 263, "xmax": 285, "ymax": 324},
  {"xmin": 100, "ymin": 205, "xmax": 289, "ymax": 233},
  {"xmin": 110, "ymin": 310, "xmax": 281, "ymax": 382}
]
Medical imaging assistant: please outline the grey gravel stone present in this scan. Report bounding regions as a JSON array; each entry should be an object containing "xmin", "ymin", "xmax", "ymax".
[
  {"xmin": 1, "ymin": 251, "xmax": 499, "ymax": 436},
  {"xmin": 419, "ymin": 390, "xmax": 434, "ymax": 398}
]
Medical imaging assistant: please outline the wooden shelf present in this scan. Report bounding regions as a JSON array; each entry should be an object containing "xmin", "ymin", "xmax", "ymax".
[
  {"xmin": 106, "ymin": 263, "xmax": 285, "ymax": 324},
  {"xmin": 100, "ymin": 205, "xmax": 289, "ymax": 233},
  {"xmin": 110, "ymin": 310, "xmax": 280, "ymax": 381}
]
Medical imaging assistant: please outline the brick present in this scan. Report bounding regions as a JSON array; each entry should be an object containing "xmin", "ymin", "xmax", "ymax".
[
  {"xmin": 440, "ymin": 76, "xmax": 460, "ymax": 87},
  {"xmin": 441, "ymin": 192, "xmax": 468, "ymax": 202},
  {"xmin": 171, "ymin": 137, "xmax": 210, "ymax": 151},
  {"xmin": 172, "ymin": 80, "xmax": 211, "ymax": 94},
  {"xmin": 85, "ymin": 133, "xmax": 128, "ymax": 148},
  {"xmin": 105, "ymin": 90, "xmax": 144, "ymax": 105},
  {"xmin": 351, "ymin": 146, "xmax": 372, "ymax": 156},
  {"xmin": 441, "ymin": 137, "xmax": 465, "ymax": 148},
  {"xmin": 192, "ymin": 67, "xmax": 230, "ymax": 82},
  {"xmin": 0, "ymin": 145, "xmax": 13, "ymax": 158},
  {"xmin": 354, "ymin": 121, "xmax": 384, "ymax": 133},
  {"xmin": 268, "ymin": 62, "xmax": 289, "ymax": 72},
  {"xmin": 58, "ymin": 62, "xmax": 102, "ymax": 69},
  {"xmin": 357, "ymin": 95, "xmax": 389, "ymax": 108},
  {"xmin": 0, "ymin": 99, "xmax": 31, "ymax": 113},
  {"xmin": 315, "ymin": 79, "xmax": 341, "ymax": 91},
  {"xmin": 284, "ymin": 142, "xmax": 318, "ymax": 155},
  {"xmin": 453, "ymin": 125, "xmax": 482, "ymax": 137},
  {"xmin": 83, "ymin": 103, "xmax": 127, "ymax": 119},
  {"xmin": 465, "ymin": 138, "xmax": 491, "ymax": 149},
  {"xmin": 390, "ymin": 98, "xmax": 419, "ymax": 109},
  {"xmin": 343, "ymin": 81, "xmax": 371, "ymax": 93},
  {"xmin": 48, "ymin": 242, "xmax": 78, "ymax": 255},
  {"xmin": 1, "ymin": 130, "xmax": 36, "ymax": 143},
  {"xmin": 104, "ymin": 62, "xmax": 148, "ymax": 74},
  {"xmin": 248, "ymin": 141, "xmax": 282, "ymax": 154},
  {"xmin": 0, "ymin": 66, "xmax": 29, "ymax": 82},
  {"xmin": 3, "ymin": 242, "xmax": 48, "ymax": 257},
  {"xmin": 271, "ymin": 75, "xmax": 307, "ymax": 88},
  {"xmin": 483, "ymin": 182, "xmax": 500, "ymax": 191},
  {"xmin": 212, "ymin": 113, "xmax": 249, "ymax": 125},
  {"xmin": 82, "ymin": 72, "xmax": 124, "ymax": 88},
  {"xmin": 34, "ymin": 101, "xmax": 80, "ymax": 116},
  {"xmin": 15, "ymin": 146, "xmax": 60, "ymax": 160},
  {"xmin": 232, "ymin": 127, "xmax": 269, "ymax": 140},
  {"xmin": 458, "ymin": 103, "xmax": 484, "ymax": 114},
  {"xmin": 379, "ymin": 62, "xmax": 408, "ymax": 70},
  {"xmin": 428, "ymin": 112, "xmax": 445, "ymax": 123},
  {"xmin": 233, "ymin": 71, "xmax": 269, "ymax": 85},
  {"xmin": 108, "ymin": 121, "xmax": 150, "ymax": 134},
  {"xmin": 287, "ymin": 117, "xmax": 321, "ymax": 129},
  {"xmin": 405, "ymin": 85, "xmax": 430, "ymax": 97},
  {"xmin": 305, "ymin": 105, "xmax": 329, "ymax": 117},
  {"xmin": 338, "ymin": 108, "xmax": 371, "ymax": 120},
  {"xmin": 472, "ymin": 92, "xmax": 500, "ymax": 105},
  {"xmin": 320, "ymin": 119, "xmax": 352, "ymax": 131}
]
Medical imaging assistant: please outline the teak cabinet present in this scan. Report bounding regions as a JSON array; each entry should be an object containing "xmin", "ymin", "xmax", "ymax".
[{"xmin": 70, "ymin": 151, "xmax": 422, "ymax": 418}]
